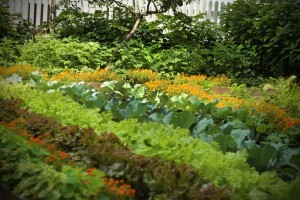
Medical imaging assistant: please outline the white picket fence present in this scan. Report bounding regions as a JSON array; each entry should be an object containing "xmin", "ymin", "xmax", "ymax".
[{"xmin": 6, "ymin": 0, "xmax": 235, "ymax": 27}]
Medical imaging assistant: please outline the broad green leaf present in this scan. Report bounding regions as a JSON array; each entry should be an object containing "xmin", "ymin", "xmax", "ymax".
[
  {"xmin": 170, "ymin": 111, "xmax": 196, "ymax": 129},
  {"xmin": 85, "ymin": 95, "xmax": 106, "ymax": 109},
  {"xmin": 29, "ymin": 71, "xmax": 43, "ymax": 82},
  {"xmin": 230, "ymin": 129, "xmax": 251, "ymax": 149},
  {"xmin": 228, "ymin": 119, "xmax": 247, "ymax": 129},
  {"xmin": 148, "ymin": 112, "xmax": 164, "ymax": 122},
  {"xmin": 192, "ymin": 118, "xmax": 214, "ymax": 136},
  {"xmin": 207, "ymin": 125, "xmax": 221, "ymax": 135},
  {"xmin": 290, "ymin": 154, "xmax": 300, "ymax": 171},
  {"xmin": 162, "ymin": 111, "xmax": 174, "ymax": 124},
  {"xmin": 215, "ymin": 134, "xmax": 237, "ymax": 152},
  {"xmin": 247, "ymin": 144, "xmax": 278, "ymax": 171},
  {"xmin": 6, "ymin": 73, "xmax": 22, "ymax": 83}
]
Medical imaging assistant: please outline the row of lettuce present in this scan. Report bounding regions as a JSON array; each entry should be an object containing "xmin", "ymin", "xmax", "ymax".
[{"xmin": 0, "ymin": 73, "xmax": 300, "ymax": 199}]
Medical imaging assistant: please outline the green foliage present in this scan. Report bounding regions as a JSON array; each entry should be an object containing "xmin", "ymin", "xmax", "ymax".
[
  {"xmin": 154, "ymin": 13, "xmax": 223, "ymax": 47},
  {"xmin": 0, "ymin": 98, "xmax": 23, "ymax": 122},
  {"xmin": 88, "ymin": 132, "xmax": 230, "ymax": 200},
  {"xmin": 230, "ymin": 83, "xmax": 252, "ymax": 98},
  {"xmin": 109, "ymin": 119, "xmax": 298, "ymax": 200},
  {"xmin": 0, "ymin": 81, "xmax": 113, "ymax": 132},
  {"xmin": 222, "ymin": 0, "xmax": 300, "ymax": 77},
  {"xmin": 18, "ymin": 36, "xmax": 112, "ymax": 69},
  {"xmin": 0, "ymin": 38, "xmax": 21, "ymax": 67},
  {"xmin": 261, "ymin": 76, "xmax": 300, "ymax": 118},
  {"xmin": 0, "ymin": 126, "xmax": 107, "ymax": 200},
  {"xmin": 0, "ymin": 0, "xmax": 34, "ymax": 42},
  {"xmin": 53, "ymin": 8, "xmax": 134, "ymax": 44},
  {"xmin": 0, "ymin": 98, "xmax": 229, "ymax": 200},
  {"xmin": 112, "ymin": 32, "xmax": 259, "ymax": 80},
  {"xmin": 2, "ymin": 78, "xmax": 300, "ymax": 199}
]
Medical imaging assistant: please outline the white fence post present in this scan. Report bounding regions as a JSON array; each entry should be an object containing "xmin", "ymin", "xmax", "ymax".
[
  {"xmin": 42, "ymin": 0, "xmax": 48, "ymax": 22},
  {"xmin": 6, "ymin": 0, "xmax": 235, "ymax": 27}
]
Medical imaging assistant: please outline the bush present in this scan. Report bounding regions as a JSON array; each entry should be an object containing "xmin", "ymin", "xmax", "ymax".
[
  {"xmin": 18, "ymin": 37, "xmax": 112, "ymax": 69},
  {"xmin": 221, "ymin": 0, "xmax": 300, "ymax": 77},
  {"xmin": 53, "ymin": 8, "xmax": 135, "ymax": 44},
  {"xmin": 0, "ymin": 38, "xmax": 21, "ymax": 67}
]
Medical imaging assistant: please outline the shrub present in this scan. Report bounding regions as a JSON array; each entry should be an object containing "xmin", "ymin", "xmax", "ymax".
[
  {"xmin": 221, "ymin": 0, "xmax": 300, "ymax": 77},
  {"xmin": 0, "ymin": 38, "xmax": 21, "ymax": 67},
  {"xmin": 18, "ymin": 37, "xmax": 112, "ymax": 69},
  {"xmin": 53, "ymin": 8, "xmax": 134, "ymax": 44}
]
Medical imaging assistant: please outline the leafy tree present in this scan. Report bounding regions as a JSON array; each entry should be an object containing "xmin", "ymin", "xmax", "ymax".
[
  {"xmin": 221, "ymin": 0, "xmax": 300, "ymax": 78},
  {"xmin": 85, "ymin": 0, "xmax": 195, "ymax": 43}
]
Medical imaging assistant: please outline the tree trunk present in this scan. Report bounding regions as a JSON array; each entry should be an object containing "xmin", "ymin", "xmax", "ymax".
[
  {"xmin": 122, "ymin": 14, "xmax": 143, "ymax": 43},
  {"xmin": 106, "ymin": 14, "xmax": 144, "ymax": 69}
]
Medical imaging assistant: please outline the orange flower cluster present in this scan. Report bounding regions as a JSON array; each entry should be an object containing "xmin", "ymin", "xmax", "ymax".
[
  {"xmin": 166, "ymin": 84, "xmax": 216, "ymax": 101},
  {"xmin": 52, "ymin": 68, "xmax": 119, "ymax": 83},
  {"xmin": 3, "ymin": 118, "xmax": 29, "ymax": 138},
  {"xmin": 2, "ymin": 117, "xmax": 71, "ymax": 165},
  {"xmin": 45, "ymin": 150, "xmax": 69, "ymax": 164},
  {"xmin": 103, "ymin": 178, "xmax": 136, "ymax": 198},
  {"xmin": 216, "ymin": 96, "xmax": 245, "ymax": 108},
  {"xmin": 0, "ymin": 64, "xmax": 47, "ymax": 80},
  {"xmin": 144, "ymin": 80, "xmax": 300, "ymax": 130},
  {"xmin": 85, "ymin": 168, "xmax": 97, "ymax": 176},
  {"xmin": 172, "ymin": 74, "xmax": 231, "ymax": 87},
  {"xmin": 144, "ymin": 80, "xmax": 170, "ymax": 91},
  {"xmin": 173, "ymin": 74, "xmax": 207, "ymax": 85},
  {"xmin": 251, "ymin": 102, "xmax": 300, "ymax": 130},
  {"xmin": 28, "ymin": 135, "xmax": 45, "ymax": 146}
]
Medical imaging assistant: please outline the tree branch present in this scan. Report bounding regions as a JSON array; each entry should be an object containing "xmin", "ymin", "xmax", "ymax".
[
  {"xmin": 122, "ymin": 14, "xmax": 143, "ymax": 43},
  {"xmin": 146, "ymin": 0, "xmax": 151, "ymax": 13},
  {"xmin": 113, "ymin": 0, "xmax": 136, "ymax": 14}
]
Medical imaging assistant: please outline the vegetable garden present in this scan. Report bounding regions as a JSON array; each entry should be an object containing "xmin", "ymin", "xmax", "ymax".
[{"xmin": 1, "ymin": 0, "xmax": 300, "ymax": 200}]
